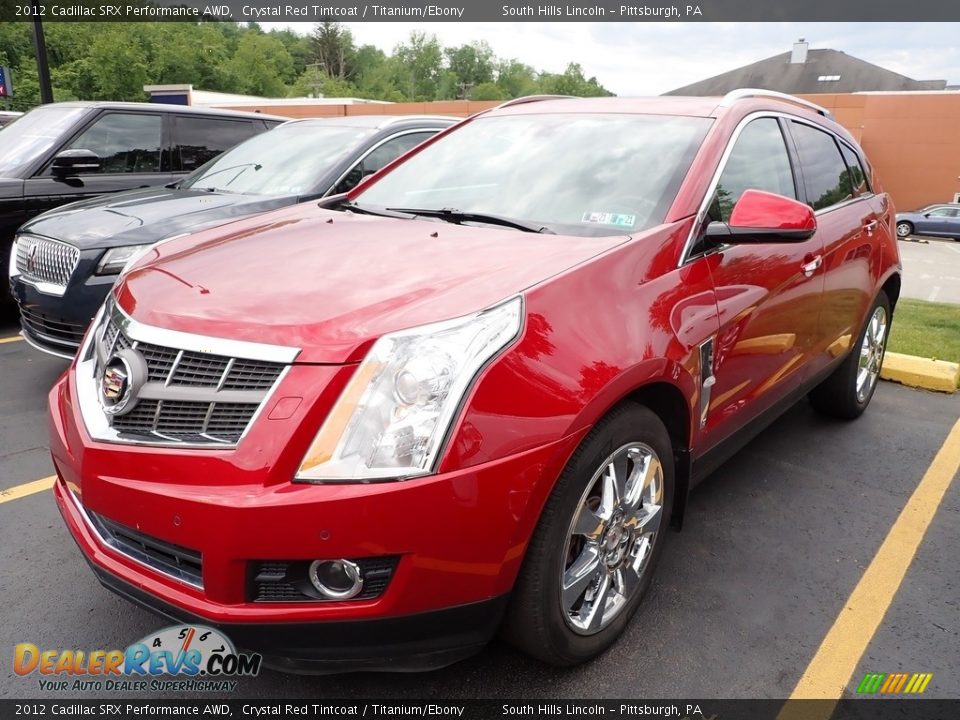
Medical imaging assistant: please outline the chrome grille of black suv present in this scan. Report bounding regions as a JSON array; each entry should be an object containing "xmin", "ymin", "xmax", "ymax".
[{"xmin": 15, "ymin": 234, "xmax": 80, "ymax": 290}]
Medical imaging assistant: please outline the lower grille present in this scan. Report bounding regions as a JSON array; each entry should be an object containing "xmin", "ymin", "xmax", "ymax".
[
  {"xmin": 19, "ymin": 304, "xmax": 86, "ymax": 349},
  {"xmin": 250, "ymin": 558, "xmax": 398, "ymax": 602},
  {"xmin": 89, "ymin": 511, "xmax": 203, "ymax": 588}
]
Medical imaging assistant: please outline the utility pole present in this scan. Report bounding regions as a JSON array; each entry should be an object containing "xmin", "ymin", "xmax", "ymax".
[{"xmin": 31, "ymin": 0, "xmax": 54, "ymax": 104}]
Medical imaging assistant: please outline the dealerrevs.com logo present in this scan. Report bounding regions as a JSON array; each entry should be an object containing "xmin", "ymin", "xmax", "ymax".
[{"xmin": 14, "ymin": 625, "xmax": 261, "ymax": 692}]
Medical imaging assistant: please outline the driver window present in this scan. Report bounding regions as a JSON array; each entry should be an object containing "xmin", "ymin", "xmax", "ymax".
[
  {"xmin": 709, "ymin": 118, "xmax": 796, "ymax": 223},
  {"xmin": 65, "ymin": 113, "xmax": 162, "ymax": 174}
]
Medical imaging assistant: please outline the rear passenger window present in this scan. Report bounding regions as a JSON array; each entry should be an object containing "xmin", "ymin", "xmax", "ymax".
[
  {"xmin": 839, "ymin": 143, "xmax": 870, "ymax": 196},
  {"xmin": 790, "ymin": 122, "xmax": 854, "ymax": 211},
  {"xmin": 710, "ymin": 118, "xmax": 796, "ymax": 222},
  {"xmin": 66, "ymin": 113, "xmax": 162, "ymax": 174},
  {"xmin": 173, "ymin": 117, "xmax": 258, "ymax": 172}
]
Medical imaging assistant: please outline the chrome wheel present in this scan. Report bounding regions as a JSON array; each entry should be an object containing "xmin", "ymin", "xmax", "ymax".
[
  {"xmin": 560, "ymin": 442, "xmax": 664, "ymax": 635},
  {"xmin": 896, "ymin": 222, "xmax": 912, "ymax": 238},
  {"xmin": 857, "ymin": 305, "xmax": 887, "ymax": 403}
]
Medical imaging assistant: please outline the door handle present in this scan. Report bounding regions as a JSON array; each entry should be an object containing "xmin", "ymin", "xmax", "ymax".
[
  {"xmin": 801, "ymin": 255, "xmax": 822, "ymax": 277},
  {"xmin": 863, "ymin": 219, "xmax": 878, "ymax": 235}
]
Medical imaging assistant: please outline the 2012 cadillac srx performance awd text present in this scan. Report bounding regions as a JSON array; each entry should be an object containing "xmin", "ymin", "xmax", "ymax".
[{"xmin": 51, "ymin": 92, "xmax": 901, "ymax": 672}]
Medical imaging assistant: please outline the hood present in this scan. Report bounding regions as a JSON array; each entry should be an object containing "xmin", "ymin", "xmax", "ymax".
[
  {"xmin": 19, "ymin": 186, "xmax": 295, "ymax": 249},
  {"xmin": 116, "ymin": 204, "xmax": 631, "ymax": 363}
]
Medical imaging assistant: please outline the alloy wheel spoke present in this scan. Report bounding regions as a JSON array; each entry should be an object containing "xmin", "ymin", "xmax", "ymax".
[
  {"xmin": 620, "ymin": 559, "xmax": 642, "ymax": 598},
  {"xmin": 599, "ymin": 462, "xmax": 622, "ymax": 521},
  {"xmin": 584, "ymin": 572, "xmax": 613, "ymax": 632},
  {"xmin": 628, "ymin": 501, "xmax": 663, "ymax": 534},
  {"xmin": 573, "ymin": 504, "xmax": 605, "ymax": 542},
  {"xmin": 562, "ymin": 543, "xmax": 602, "ymax": 609}
]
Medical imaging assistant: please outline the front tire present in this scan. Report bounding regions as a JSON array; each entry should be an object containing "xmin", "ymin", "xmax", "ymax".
[
  {"xmin": 809, "ymin": 291, "xmax": 891, "ymax": 419},
  {"xmin": 895, "ymin": 221, "xmax": 913, "ymax": 238},
  {"xmin": 503, "ymin": 402, "xmax": 673, "ymax": 666}
]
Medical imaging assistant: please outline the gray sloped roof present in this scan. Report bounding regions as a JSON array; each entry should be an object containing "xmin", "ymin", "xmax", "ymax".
[{"xmin": 665, "ymin": 49, "xmax": 946, "ymax": 96}]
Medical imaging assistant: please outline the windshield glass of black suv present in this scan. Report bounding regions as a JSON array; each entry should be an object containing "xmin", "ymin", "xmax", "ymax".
[
  {"xmin": 180, "ymin": 122, "xmax": 374, "ymax": 196},
  {"xmin": 0, "ymin": 106, "xmax": 88, "ymax": 176},
  {"xmin": 355, "ymin": 113, "xmax": 711, "ymax": 237}
]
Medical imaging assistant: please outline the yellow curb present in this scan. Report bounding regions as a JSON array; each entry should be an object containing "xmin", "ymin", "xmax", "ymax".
[{"xmin": 881, "ymin": 351, "xmax": 959, "ymax": 393}]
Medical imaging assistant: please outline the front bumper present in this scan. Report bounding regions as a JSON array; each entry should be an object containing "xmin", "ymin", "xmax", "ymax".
[
  {"xmin": 50, "ymin": 370, "xmax": 581, "ymax": 670},
  {"xmin": 10, "ymin": 260, "xmax": 115, "ymax": 358}
]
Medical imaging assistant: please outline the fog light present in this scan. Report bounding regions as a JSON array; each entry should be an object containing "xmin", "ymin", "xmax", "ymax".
[{"xmin": 308, "ymin": 559, "xmax": 364, "ymax": 599}]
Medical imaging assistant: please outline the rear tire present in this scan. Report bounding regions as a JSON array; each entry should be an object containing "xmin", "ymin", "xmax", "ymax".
[
  {"xmin": 809, "ymin": 291, "xmax": 890, "ymax": 420},
  {"xmin": 502, "ymin": 402, "xmax": 673, "ymax": 666}
]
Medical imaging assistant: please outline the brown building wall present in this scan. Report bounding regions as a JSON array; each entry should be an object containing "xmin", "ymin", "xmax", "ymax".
[
  {"xmin": 221, "ymin": 94, "xmax": 960, "ymax": 212},
  {"xmin": 799, "ymin": 93, "xmax": 960, "ymax": 211}
]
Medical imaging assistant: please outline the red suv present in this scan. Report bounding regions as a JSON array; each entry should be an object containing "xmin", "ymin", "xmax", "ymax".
[{"xmin": 51, "ymin": 92, "xmax": 901, "ymax": 672}]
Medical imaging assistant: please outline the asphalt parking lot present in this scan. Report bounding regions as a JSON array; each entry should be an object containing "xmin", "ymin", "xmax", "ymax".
[
  {"xmin": 1, "ymin": 316, "xmax": 958, "ymax": 701},
  {"xmin": 898, "ymin": 236, "xmax": 960, "ymax": 304}
]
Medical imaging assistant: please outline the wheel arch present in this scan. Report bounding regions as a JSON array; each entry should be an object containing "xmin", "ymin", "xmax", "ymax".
[{"xmin": 880, "ymin": 271, "xmax": 901, "ymax": 313}]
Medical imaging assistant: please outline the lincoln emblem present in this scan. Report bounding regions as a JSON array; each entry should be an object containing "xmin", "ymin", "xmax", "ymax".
[{"xmin": 25, "ymin": 243, "xmax": 38, "ymax": 274}]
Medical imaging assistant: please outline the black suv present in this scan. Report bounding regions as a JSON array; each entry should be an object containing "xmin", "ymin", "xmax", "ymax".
[
  {"xmin": 0, "ymin": 101, "xmax": 283, "ymax": 306},
  {"xmin": 9, "ymin": 114, "xmax": 455, "ymax": 357}
]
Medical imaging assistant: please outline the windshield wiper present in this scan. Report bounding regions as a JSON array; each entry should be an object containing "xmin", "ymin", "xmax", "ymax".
[
  {"xmin": 386, "ymin": 207, "xmax": 555, "ymax": 234},
  {"xmin": 337, "ymin": 201, "xmax": 412, "ymax": 219}
]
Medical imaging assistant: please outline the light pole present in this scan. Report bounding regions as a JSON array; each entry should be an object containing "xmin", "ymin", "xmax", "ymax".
[{"xmin": 31, "ymin": 0, "xmax": 53, "ymax": 104}]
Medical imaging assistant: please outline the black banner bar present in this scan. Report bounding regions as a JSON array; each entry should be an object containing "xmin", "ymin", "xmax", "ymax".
[
  {"xmin": 2, "ymin": 700, "xmax": 960, "ymax": 720},
  {"xmin": 4, "ymin": 0, "xmax": 960, "ymax": 22}
]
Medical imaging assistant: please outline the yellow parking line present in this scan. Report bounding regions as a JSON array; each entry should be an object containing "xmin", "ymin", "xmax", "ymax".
[
  {"xmin": 0, "ymin": 476, "xmax": 56, "ymax": 505},
  {"xmin": 0, "ymin": 334, "xmax": 23, "ymax": 344},
  {"xmin": 779, "ymin": 418, "xmax": 960, "ymax": 716}
]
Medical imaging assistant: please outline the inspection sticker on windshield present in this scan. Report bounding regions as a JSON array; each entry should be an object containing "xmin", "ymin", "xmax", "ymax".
[{"xmin": 582, "ymin": 212, "xmax": 636, "ymax": 228}]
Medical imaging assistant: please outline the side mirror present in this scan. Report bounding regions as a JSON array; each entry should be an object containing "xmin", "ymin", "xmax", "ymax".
[
  {"xmin": 923, "ymin": 212, "xmax": 932, "ymax": 218},
  {"xmin": 51, "ymin": 149, "xmax": 101, "ymax": 177},
  {"xmin": 706, "ymin": 189, "xmax": 817, "ymax": 244}
]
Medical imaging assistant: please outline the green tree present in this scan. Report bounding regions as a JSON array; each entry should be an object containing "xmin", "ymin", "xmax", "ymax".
[
  {"xmin": 392, "ymin": 32, "xmax": 443, "ymax": 101},
  {"xmin": 444, "ymin": 41, "xmax": 495, "ymax": 99},
  {"xmin": 537, "ymin": 62, "xmax": 613, "ymax": 97},
  {"xmin": 469, "ymin": 82, "xmax": 506, "ymax": 101},
  {"xmin": 311, "ymin": 21, "xmax": 354, "ymax": 81},
  {"xmin": 495, "ymin": 59, "xmax": 539, "ymax": 99},
  {"xmin": 221, "ymin": 33, "xmax": 295, "ymax": 97}
]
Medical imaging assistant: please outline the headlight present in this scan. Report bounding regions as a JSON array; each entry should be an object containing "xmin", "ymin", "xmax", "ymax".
[
  {"xmin": 8, "ymin": 236, "xmax": 18, "ymax": 279},
  {"xmin": 96, "ymin": 245, "xmax": 146, "ymax": 275},
  {"xmin": 296, "ymin": 296, "xmax": 523, "ymax": 483}
]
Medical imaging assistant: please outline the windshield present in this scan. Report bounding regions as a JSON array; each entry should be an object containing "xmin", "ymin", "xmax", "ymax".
[
  {"xmin": 180, "ymin": 122, "xmax": 375, "ymax": 196},
  {"xmin": 355, "ymin": 113, "xmax": 711, "ymax": 237},
  {"xmin": 0, "ymin": 106, "xmax": 88, "ymax": 176}
]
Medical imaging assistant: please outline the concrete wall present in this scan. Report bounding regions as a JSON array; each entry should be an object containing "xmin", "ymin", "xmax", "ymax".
[{"xmin": 221, "ymin": 93, "xmax": 960, "ymax": 212}]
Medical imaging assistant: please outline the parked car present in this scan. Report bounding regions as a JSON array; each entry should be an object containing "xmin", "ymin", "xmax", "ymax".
[
  {"xmin": 51, "ymin": 92, "xmax": 900, "ymax": 673},
  {"xmin": 0, "ymin": 111, "xmax": 22, "ymax": 127},
  {"xmin": 895, "ymin": 203, "xmax": 960, "ymax": 240},
  {"xmin": 9, "ymin": 115, "xmax": 454, "ymax": 357},
  {"xmin": 0, "ymin": 101, "xmax": 284, "ymax": 309}
]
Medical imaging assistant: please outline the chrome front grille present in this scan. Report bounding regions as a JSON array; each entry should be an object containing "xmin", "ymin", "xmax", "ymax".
[
  {"xmin": 77, "ymin": 301, "xmax": 297, "ymax": 447},
  {"xmin": 15, "ymin": 234, "xmax": 80, "ymax": 293},
  {"xmin": 98, "ymin": 316, "xmax": 285, "ymax": 393}
]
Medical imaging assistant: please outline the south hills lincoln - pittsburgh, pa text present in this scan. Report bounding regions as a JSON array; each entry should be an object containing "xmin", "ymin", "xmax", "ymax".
[{"xmin": 502, "ymin": 4, "xmax": 703, "ymax": 17}]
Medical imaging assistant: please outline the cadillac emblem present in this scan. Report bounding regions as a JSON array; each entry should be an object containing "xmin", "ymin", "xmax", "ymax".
[{"xmin": 98, "ymin": 349, "xmax": 147, "ymax": 416}]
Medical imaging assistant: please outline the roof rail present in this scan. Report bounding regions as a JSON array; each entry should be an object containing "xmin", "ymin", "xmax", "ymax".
[
  {"xmin": 494, "ymin": 94, "xmax": 577, "ymax": 110},
  {"xmin": 718, "ymin": 88, "xmax": 832, "ymax": 117}
]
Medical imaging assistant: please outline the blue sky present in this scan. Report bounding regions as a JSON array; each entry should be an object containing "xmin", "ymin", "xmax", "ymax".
[{"xmin": 271, "ymin": 22, "xmax": 959, "ymax": 95}]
